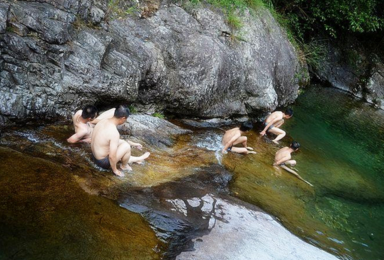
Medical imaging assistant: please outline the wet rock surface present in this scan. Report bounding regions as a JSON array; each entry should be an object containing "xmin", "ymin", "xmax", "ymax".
[
  {"xmin": 0, "ymin": 0, "xmax": 304, "ymax": 126},
  {"xmin": 176, "ymin": 197, "xmax": 337, "ymax": 260},
  {"xmin": 316, "ymin": 40, "xmax": 384, "ymax": 109},
  {"xmin": 120, "ymin": 115, "xmax": 193, "ymax": 148}
]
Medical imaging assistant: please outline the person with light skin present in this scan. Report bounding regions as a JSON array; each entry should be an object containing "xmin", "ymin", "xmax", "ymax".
[
  {"xmin": 221, "ymin": 121, "xmax": 257, "ymax": 154},
  {"xmin": 273, "ymin": 141, "xmax": 300, "ymax": 167},
  {"xmin": 91, "ymin": 105, "xmax": 150, "ymax": 177},
  {"xmin": 260, "ymin": 108, "xmax": 293, "ymax": 144},
  {"xmin": 273, "ymin": 141, "xmax": 313, "ymax": 186},
  {"xmin": 90, "ymin": 108, "xmax": 116, "ymax": 124},
  {"xmin": 67, "ymin": 105, "xmax": 98, "ymax": 143}
]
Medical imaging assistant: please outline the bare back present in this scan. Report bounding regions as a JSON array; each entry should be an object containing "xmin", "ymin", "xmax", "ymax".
[
  {"xmin": 91, "ymin": 119, "xmax": 120, "ymax": 159},
  {"xmin": 222, "ymin": 127, "xmax": 241, "ymax": 146},
  {"xmin": 274, "ymin": 147, "xmax": 291, "ymax": 164},
  {"xmin": 265, "ymin": 111, "xmax": 284, "ymax": 124}
]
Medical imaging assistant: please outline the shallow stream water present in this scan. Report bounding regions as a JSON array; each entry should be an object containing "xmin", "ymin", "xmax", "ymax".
[
  {"xmin": 0, "ymin": 86, "xmax": 383, "ymax": 259},
  {"xmin": 228, "ymin": 86, "xmax": 384, "ymax": 260}
]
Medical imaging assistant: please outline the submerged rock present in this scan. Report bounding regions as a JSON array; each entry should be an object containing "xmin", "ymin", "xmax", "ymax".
[
  {"xmin": 0, "ymin": 0, "xmax": 305, "ymax": 126},
  {"xmin": 0, "ymin": 147, "xmax": 164, "ymax": 259}
]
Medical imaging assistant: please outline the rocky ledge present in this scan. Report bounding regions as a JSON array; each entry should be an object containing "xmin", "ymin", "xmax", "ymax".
[{"xmin": 0, "ymin": 0, "xmax": 306, "ymax": 126}]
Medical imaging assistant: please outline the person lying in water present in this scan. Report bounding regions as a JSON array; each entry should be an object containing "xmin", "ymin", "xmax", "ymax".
[
  {"xmin": 91, "ymin": 105, "xmax": 150, "ymax": 177},
  {"xmin": 273, "ymin": 141, "xmax": 313, "ymax": 186},
  {"xmin": 260, "ymin": 108, "xmax": 293, "ymax": 144},
  {"xmin": 221, "ymin": 121, "xmax": 256, "ymax": 154},
  {"xmin": 67, "ymin": 105, "xmax": 98, "ymax": 143}
]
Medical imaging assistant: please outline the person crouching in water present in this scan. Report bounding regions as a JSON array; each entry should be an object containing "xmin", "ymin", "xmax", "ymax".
[
  {"xmin": 260, "ymin": 108, "xmax": 293, "ymax": 144},
  {"xmin": 273, "ymin": 141, "xmax": 300, "ymax": 167},
  {"xmin": 91, "ymin": 105, "xmax": 150, "ymax": 177},
  {"xmin": 67, "ymin": 105, "xmax": 98, "ymax": 143},
  {"xmin": 222, "ymin": 121, "xmax": 256, "ymax": 154}
]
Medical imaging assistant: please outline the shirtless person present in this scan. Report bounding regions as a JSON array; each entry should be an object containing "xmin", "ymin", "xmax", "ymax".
[
  {"xmin": 91, "ymin": 105, "xmax": 150, "ymax": 177},
  {"xmin": 260, "ymin": 108, "xmax": 293, "ymax": 144},
  {"xmin": 67, "ymin": 105, "xmax": 98, "ymax": 143},
  {"xmin": 273, "ymin": 141, "xmax": 313, "ymax": 186},
  {"xmin": 222, "ymin": 121, "xmax": 256, "ymax": 154},
  {"xmin": 273, "ymin": 141, "xmax": 300, "ymax": 167}
]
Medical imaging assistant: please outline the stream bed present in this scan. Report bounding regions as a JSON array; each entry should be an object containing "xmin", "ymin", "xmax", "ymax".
[{"xmin": 0, "ymin": 85, "xmax": 383, "ymax": 260}]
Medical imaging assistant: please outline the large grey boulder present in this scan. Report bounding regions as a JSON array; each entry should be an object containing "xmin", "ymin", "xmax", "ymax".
[
  {"xmin": 315, "ymin": 41, "xmax": 384, "ymax": 109},
  {"xmin": 366, "ymin": 63, "xmax": 384, "ymax": 109},
  {"xmin": 119, "ymin": 114, "xmax": 192, "ymax": 148},
  {"xmin": 0, "ymin": 0, "xmax": 305, "ymax": 126}
]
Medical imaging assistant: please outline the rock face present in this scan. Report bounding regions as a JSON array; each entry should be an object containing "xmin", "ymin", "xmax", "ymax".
[
  {"xmin": 0, "ymin": 0, "xmax": 305, "ymax": 126},
  {"xmin": 315, "ymin": 41, "xmax": 384, "ymax": 110}
]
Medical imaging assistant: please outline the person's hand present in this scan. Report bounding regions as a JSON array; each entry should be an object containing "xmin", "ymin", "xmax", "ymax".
[
  {"xmin": 135, "ymin": 144, "xmax": 143, "ymax": 150},
  {"xmin": 222, "ymin": 149, "xmax": 228, "ymax": 154},
  {"xmin": 260, "ymin": 130, "xmax": 266, "ymax": 136}
]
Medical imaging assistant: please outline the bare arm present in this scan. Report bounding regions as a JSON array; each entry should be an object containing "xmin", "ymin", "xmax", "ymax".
[
  {"xmin": 280, "ymin": 165, "xmax": 313, "ymax": 187},
  {"xmin": 260, "ymin": 114, "xmax": 281, "ymax": 135},
  {"xmin": 222, "ymin": 133, "xmax": 241, "ymax": 153},
  {"xmin": 126, "ymin": 140, "xmax": 143, "ymax": 150},
  {"xmin": 67, "ymin": 130, "xmax": 89, "ymax": 143}
]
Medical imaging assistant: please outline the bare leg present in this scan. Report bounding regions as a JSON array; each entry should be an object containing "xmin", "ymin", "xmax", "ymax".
[
  {"xmin": 269, "ymin": 128, "xmax": 286, "ymax": 144},
  {"xmin": 128, "ymin": 152, "xmax": 151, "ymax": 164},
  {"xmin": 116, "ymin": 140, "xmax": 132, "ymax": 171},
  {"xmin": 284, "ymin": 160, "xmax": 296, "ymax": 166},
  {"xmin": 233, "ymin": 136, "xmax": 254, "ymax": 150},
  {"xmin": 233, "ymin": 136, "xmax": 247, "ymax": 147},
  {"xmin": 274, "ymin": 119, "xmax": 285, "ymax": 128},
  {"xmin": 231, "ymin": 147, "xmax": 256, "ymax": 154}
]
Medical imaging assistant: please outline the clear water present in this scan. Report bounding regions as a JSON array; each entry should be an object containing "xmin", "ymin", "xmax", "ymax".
[
  {"xmin": 287, "ymin": 86, "xmax": 384, "ymax": 260},
  {"xmin": 228, "ymin": 86, "xmax": 384, "ymax": 260},
  {"xmin": 1, "ymin": 86, "xmax": 384, "ymax": 259}
]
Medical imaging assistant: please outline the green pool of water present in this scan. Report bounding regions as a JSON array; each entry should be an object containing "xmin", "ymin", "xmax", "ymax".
[{"xmin": 228, "ymin": 86, "xmax": 384, "ymax": 260}]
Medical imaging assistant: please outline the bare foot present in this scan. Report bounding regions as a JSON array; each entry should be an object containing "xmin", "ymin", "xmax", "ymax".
[
  {"xmin": 246, "ymin": 147, "xmax": 254, "ymax": 150},
  {"xmin": 121, "ymin": 164, "xmax": 132, "ymax": 171},
  {"xmin": 128, "ymin": 152, "xmax": 151, "ymax": 164},
  {"xmin": 136, "ymin": 152, "xmax": 150, "ymax": 164},
  {"xmin": 247, "ymin": 151, "xmax": 257, "ymax": 154},
  {"xmin": 141, "ymin": 152, "xmax": 150, "ymax": 160},
  {"xmin": 113, "ymin": 170, "xmax": 125, "ymax": 177},
  {"xmin": 272, "ymin": 140, "xmax": 279, "ymax": 144}
]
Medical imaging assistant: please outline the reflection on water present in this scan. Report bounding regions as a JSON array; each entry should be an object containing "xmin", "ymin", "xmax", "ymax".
[
  {"xmin": 228, "ymin": 86, "xmax": 384, "ymax": 260},
  {"xmin": 1, "ymin": 86, "xmax": 383, "ymax": 259}
]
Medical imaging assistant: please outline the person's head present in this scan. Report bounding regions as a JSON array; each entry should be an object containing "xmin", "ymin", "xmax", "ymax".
[
  {"xmin": 240, "ymin": 121, "xmax": 253, "ymax": 132},
  {"xmin": 114, "ymin": 105, "xmax": 130, "ymax": 124},
  {"xmin": 284, "ymin": 108, "xmax": 293, "ymax": 119},
  {"xmin": 290, "ymin": 141, "xmax": 300, "ymax": 151},
  {"xmin": 81, "ymin": 105, "xmax": 98, "ymax": 120}
]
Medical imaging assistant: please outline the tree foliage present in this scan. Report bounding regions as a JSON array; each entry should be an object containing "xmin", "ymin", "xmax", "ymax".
[{"xmin": 270, "ymin": 0, "xmax": 384, "ymax": 39}]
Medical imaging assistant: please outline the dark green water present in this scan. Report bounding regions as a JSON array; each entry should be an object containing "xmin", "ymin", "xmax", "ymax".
[
  {"xmin": 227, "ymin": 86, "xmax": 384, "ymax": 260},
  {"xmin": 287, "ymin": 86, "xmax": 384, "ymax": 259}
]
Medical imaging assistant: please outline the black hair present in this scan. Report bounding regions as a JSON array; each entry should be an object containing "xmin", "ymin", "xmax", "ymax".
[
  {"xmin": 81, "ymin": 105, "xmax": 98, "ymax": 119},
  {"xmin": 285, "ymin": 108, "xmax": 293, "ymax": 117},
  {"xmin": 240, "ymin": 121, "xmax": 253, "ymax": 132},
  {"xmin": 114, "ymin": 105, "xmax": 130, "ymax": 118},
  {"xmin": 290, "ymin": 141, "xmax": 300, "ymax": 150}
]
